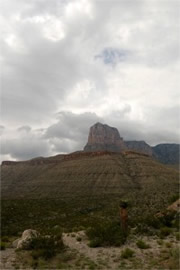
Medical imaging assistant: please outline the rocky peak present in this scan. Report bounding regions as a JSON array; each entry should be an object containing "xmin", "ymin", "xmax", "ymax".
[
  {"xmin": 125, "ymin": 140, "xmax": 153, "ymax": 156},
  {"xmin": 84, "ymin": 122, "xmax": 126, "ymax": 152}
]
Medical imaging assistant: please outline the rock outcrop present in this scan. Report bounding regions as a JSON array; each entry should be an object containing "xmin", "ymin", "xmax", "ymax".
[
  {"xmin": 125, "ymin": 141, "xmax": 153, "ymax": 156},
  {"xmin": 84, "ymin": 122, "xmax": 126, "ymax": 152},
  {"xmin": 167, "ymin": 199, "xmax": 180, "ymax": 213},
  {"xmin": 83, "ymin": 123, "xmax": 179, "ymax": 164},
  {"xmin": 13, "ymin": 229, "xmax": 39, "ymax": 249}
]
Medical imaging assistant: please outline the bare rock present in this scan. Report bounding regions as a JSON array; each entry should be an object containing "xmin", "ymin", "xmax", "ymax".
[
  {"xmin": 12, "ymin": 238, "xmax": 20, "ymax": 248},
  {"xmin": 84, "ymin": 122, "xmax": 126, "ymax": 152},
  {"xmin": 14, "ymin": 229, "xmax": 39, "ymax": 249},
  {"xmin": 125, "ymin": 140, "xmax": 153, "ymax": 156},
  {"xmin": 167, "ymin": 199, "xmax": 180, "ymax": 212}
]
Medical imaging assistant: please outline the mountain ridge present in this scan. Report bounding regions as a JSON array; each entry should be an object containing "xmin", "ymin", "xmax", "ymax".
[
  {"xmin": 83, "ymin": 122, "xmax": 179, "ymax": 165},
  {"xmin": 1, "ymin": 122, "xmax": 179, "ymax": 165}
]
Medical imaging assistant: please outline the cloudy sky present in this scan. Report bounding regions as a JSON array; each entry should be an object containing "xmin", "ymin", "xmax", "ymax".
[{"xmin": 0, "ymin": 0, "xmax": 179, "ymax": 162}]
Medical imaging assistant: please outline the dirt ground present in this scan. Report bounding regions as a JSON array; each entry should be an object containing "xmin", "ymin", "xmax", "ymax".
[{"xmin": 0, "ymin": 231, "xmax": 179, "ymax": 269}]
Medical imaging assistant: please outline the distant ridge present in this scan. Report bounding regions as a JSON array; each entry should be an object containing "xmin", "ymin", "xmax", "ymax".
[{"xmin": 83, "ymin": 123, "xmax": 179, "ymax": 165}]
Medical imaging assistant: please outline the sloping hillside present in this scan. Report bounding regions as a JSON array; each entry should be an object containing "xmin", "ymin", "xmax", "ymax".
[{"xmin": 1, "ymin": 151, "xmax": 178, "ymax": 202}]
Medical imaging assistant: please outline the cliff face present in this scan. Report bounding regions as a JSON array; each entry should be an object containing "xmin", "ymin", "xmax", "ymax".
[
  {"xmin": 83, "ymin": 123, "xmax": 179, "ymax": 165},
  {"xmin": 84, "ymin": 123, "xmax": 126, "ymax": 152},
  {"xmin": 152, "ymin": 144, "xmax": 180, "ymax": 165},
  {"xmin": 125, "ymin": 141, "xmax": 153, "ymax": 156}
]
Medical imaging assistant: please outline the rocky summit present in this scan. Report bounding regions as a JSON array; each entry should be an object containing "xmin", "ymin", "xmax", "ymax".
[
  {"xmin": 84, "ymin": 122, "xmax": 126, "ymax": 152},
  {"xmin": 83, "ymin": 122, "xmax": 179, "ymax": 165}
]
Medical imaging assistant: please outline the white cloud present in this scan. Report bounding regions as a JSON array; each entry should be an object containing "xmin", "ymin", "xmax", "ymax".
[{"xmin": 0, "ymin": 0, "xmax": 179, "ymax": 161}]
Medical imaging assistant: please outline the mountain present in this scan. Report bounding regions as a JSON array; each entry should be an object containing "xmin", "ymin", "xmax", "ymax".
[
  {"xmin": 125, "ymin": 140, "xmax": 153, "ymax": 156},
  {"xmin": 83, "ymin": 123, "xmax": 179, "ymax": 165},
  {"xmin": 1, "ymin": 122, "xmax": 179, "ymax": 200},
  {"xmin": 153, "ymin": 144, "xmax": 180, "ymax": 165},
  {"xmin": 1, "ymin": 151, "xmax": 178, "ymax": 201},
  {"xmin": 84, "ymin": 122, "xmax": 126, "ymax": 152}
]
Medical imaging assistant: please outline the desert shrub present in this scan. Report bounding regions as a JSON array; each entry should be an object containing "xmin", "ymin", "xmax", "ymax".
[
  {"xmin": 87, "ymin": 221, "xmax": 127, "ymax": 247},
  {"xmin": 159, "ymin": 227, "xmax": 172, "ymax": 238},
  {"xmin": 1, "ymin": 236, "xmax": 9, "ymax": 242},
  {"xmin": 135, "ymin": 211, "xmax": 179, "ymax": 236},
  {"xmin": 169, "ymin": 247, "xmax": 179, "ymax": 260},
  {"xmin": 121, "ymin": 248, "xmax": 134, "ymax": 259},
  {"xmin": 165, "ymin": 242, "xmax": 172, "ymax": 248},
  {"xmin": 136, "ymin": 240, "xmax": 150, "ymax": 249},
  {"xmin": 169, "ymin": 194, "xmax": 179, "ymax": 204},
  {"xmin": 168, "ymin": 247, "xmax": 180, "ymax": 269},
  {"xmin": 157, "ymin": 239, "xmax": 164, "ymax": 245},
  {"xmin": 88, "ymin": 238, "xmax": 102, "ymax": 248},
  {"xmin": 28, "ymin": 234, "xmax": 64, "ymax": 260},
  {"xmin": 76, "ymin": 237, "xmax": 82, "ymax": 242},
  {"xmin": 171, "ymin": 212, "xmax": 180, "ymax": 230},
  {"xmin": 0, "ymin": 241, "xmax": 6, "ymax": 250},
  {"xmin": 159, "ymin": 211, "xmax": 176, "ymax": 227},
  {"xmin": 143, "ymin": 215, "xmax": 161, "ymax": 229},
  {"xmin": 175, "ymin": 232, "xmax": 180, "ymax": 241},
  {"xmin": 133, "ymin": 215, "xmax": 161, "ymax": 235}
]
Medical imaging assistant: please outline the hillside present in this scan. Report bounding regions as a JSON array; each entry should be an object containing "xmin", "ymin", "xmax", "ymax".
[
  {"xmin": 1, "ymin": 151, "xmax": 179, "ymax": 269},
  {"xmin": 1, "ymin": 151, "xmax": 178, "ymax": 202}
]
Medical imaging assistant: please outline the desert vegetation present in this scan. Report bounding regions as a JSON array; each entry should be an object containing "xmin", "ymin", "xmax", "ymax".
[{"xmin": 1, "ymin": 192, "xmax": 179, "ymax": 269}]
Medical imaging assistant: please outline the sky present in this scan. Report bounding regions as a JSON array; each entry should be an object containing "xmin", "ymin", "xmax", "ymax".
[{"xmin": 0, "ymin": 0, "xmax": 180, "ymax": 162}]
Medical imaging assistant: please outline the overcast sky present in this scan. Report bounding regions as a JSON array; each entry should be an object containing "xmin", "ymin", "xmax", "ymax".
[{"xmin": 0, "ymin": 0, "xmax": 179, "ymax": 162}]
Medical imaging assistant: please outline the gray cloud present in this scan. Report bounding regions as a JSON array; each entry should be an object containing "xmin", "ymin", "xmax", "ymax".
[
  {"xmin": 0, "ymin": 125, "xmax": 5, "ymax": 136},
  {"xmin": 1, "ymin": 133, "xmax": 51, "ymax": 160},
  {"xmin": 17, "ymin": 125, "xmax": 32, "ymax": 132},
  {"xmin": 0, "ymin": 0, "xmax": 179, "ymax": 161},
  {"xmin": 46, "ymin": 111, "xmax": 102, "ymax": 139},
  {"xmin": 45, "ymin": 111, "xmax": 102, "ymax": 152}
]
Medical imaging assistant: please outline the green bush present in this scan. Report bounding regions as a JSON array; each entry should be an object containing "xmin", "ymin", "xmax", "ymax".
[
  {"xmin": 28, "ymin": 235, "xmax": 64, "ymax": 260},
  {"xmin": 121, "ymin": 248, "xmax": 134, "ymax": 259},
  {"xmin": 175, "ymin": 232, "xmax": 180, "ymax": 241},
  {"xmin": 159, "ymin": 227, "xmax": 172, "ymax": 238},
  {"xmin": 76, "ymin": 237, "xmax": 82, "ymax": 242},
  {"xmin": 168, "ymin": 247, "xmax": 180, "ymax": 269},
  {"xmin": 165, "ymin": 242, "xmax": 172, "ymax": 248},
  {"xmin": 169, "ymin": 247, "xmax": 179, "ymax": 260},
  {"xmin": 157, "ymin": 239, "xmax": 164, "ymax": 246},
  {"xmin": 143, "ymin": 216, "xmax": 161, "ymax": 229},
  {"xmin": 87, "ymin": 221, "xmax": 127, "ymax": 247},
  {"xmin": 1, "ymin": 236, "xmax": 9, "ymax": 242},
  {"xmin": 169, "ymin": 194, "xmax": 179, "ymax": 204},
  {"xmin": 159, "ymin": 212, "xmax": 176, "ymax": 227},
  {"xmin": 135, "ymin": 211, "xmax": 179, "ymax": 236},
  {"xmin": 88, "ymin": 238, "xmax": 102, "ymax": 248},
  {"xmin": 0, "ymin": 241, "xmax": 6, "ymax": 250},
  {"xmin": 136, "ymin": 240, "xmax": 150, "ymax": 249}
]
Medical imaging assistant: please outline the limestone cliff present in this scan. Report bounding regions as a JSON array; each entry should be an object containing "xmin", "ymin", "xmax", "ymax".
[{"xmin": 84, "ymin": 122, "xmax": 126, "ymax": 152}]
